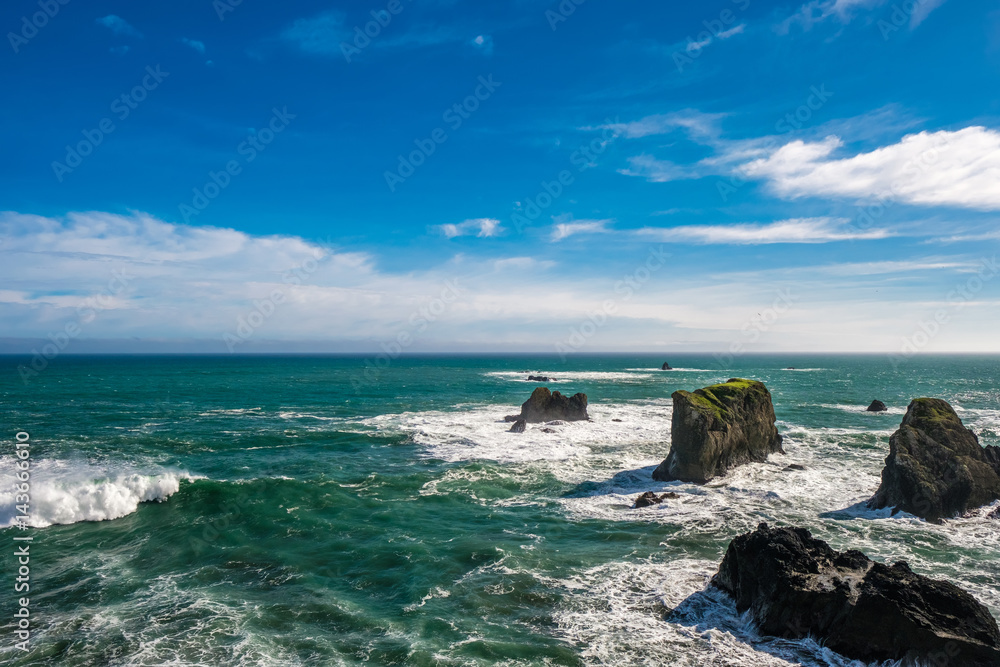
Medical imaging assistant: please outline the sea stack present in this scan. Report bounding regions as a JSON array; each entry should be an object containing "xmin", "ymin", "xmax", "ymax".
[
  {"xmin": 868, "ymin": 398, "xmax": 1000, "ymax": 522},
  {"xmin": 712, "ymin": 523, "xmax": 1000, "ymax": 666},
  {"xmin": 866, "ymin": 399, "xmax": 888, "ymax": 412},
  {"xmin": 513, "ymin": 387, "xmax": 588, "ymax": 423},
  {"xmin": 652, "ymin": 378, "xmax": 782, "ymax": 483},
  {"xmin": 661, "ymin": 362, "xmax": 672, "ymax": 370}
]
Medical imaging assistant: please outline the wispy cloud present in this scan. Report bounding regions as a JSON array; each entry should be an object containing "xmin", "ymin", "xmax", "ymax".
[
  {"xmin": 593, "ymin": 110, "xmax": 725, "ymax": 139},
  {"xmin": 181, "ymin": 38, "xmax": 206, "ymax": 55},
  {"xmin": 96, "ymin": 15, "xmax": 143, "ymax": 39},
  {"xmin": 549, "ymin": 218, "xmax": 612, "ymax": 242},
  {"xmin": 619, "ymin": 155, "xmax": 703, "ymax": 182},
  {"xmin": 281, "ymin": 11, "xmax": 347, "ymax": 56},
  {"xmin": 471, "ymin": 34, "xmax": 494, "ymax": 56},
  {"xmin": 741, "ymin": 127, "xmax": 1000, "ymax": 211},
  {"xmin": 636, "ymin": 217, "xmax": 892, "ymax": 244},
  {"xmin": 778, "ymin": 0, "xmax": 948, "ymax": 33},
  {"xmin": 437, "ymin": 218, "xmax": 503, "ymax": 239}
]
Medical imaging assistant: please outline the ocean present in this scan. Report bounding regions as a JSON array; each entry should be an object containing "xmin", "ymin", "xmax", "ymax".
[{"xmin": 1, "ymin": 354, "xmax": 999, "ymax": 666}]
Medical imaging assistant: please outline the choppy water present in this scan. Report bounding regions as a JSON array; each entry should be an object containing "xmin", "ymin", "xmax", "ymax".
[{"xmin": 1, "ymin": 354, "xmax": 998, "ymax": 666}]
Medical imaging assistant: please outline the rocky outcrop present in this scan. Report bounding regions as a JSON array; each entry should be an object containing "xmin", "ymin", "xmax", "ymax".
[
  {"xmin": 712, "ymin": 523, "xmax": 1000, "ymax": 666},
  {"xmin": 652, "ymin": 379, "xmax": 783, "ymax": 483},
  {"xmin": 527, "ymin": 375, "xmax": 552, "ymax": 382},
  {"xmin": 868, "ymin": 398, "xmax": 1000, "ymax": 522},
  {"xmin": 866, "ymin": 399, "xmax": 888, "ymax": 412},
  {"xmin": 661, "ymin": 362, "xmax": 672, "ymax": 370},
  {"xmin": 632, "ymin": 491, "xmax": 678, "ymax": 508},
  {"xmin": 508, "ymin": 419, "xmax": 526, "ymax": 433},
  {"xmin": 513, "ymin": 387, "xmax": 588, "ymax": 423}
]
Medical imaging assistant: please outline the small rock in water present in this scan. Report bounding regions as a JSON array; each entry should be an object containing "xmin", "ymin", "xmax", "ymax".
[
  {"xmin": 785, "ymin": 367, "xmax": 796, "ymax": 370},
  {"xmin": 632, "ymin": 491, "xmax": 679, "ymax": 509},
  {"xmin": 527, "ymin": 375, "xmax": 552, "ymax": 382},
  {"xmin": 540, "ymin": 427, "xmax": 556, "ymax": 433},
  {"xmin": 783, "ymin": 464, "xmax": 807, "ymax": 471},
  {"xmin": 612, "ymin": 418, "xmax": 623, "ymax": 422},
  {"xmin": 866, "ymin": 399, "xmax": 888, "ymax": 412},
  {"xmin": 503, "ymin": 414, "xmax": 521, "ymax": 423},
  {"xmin": 990, "ymin": 507, "xmax": 1000, "ymax": 519},
  {"xmin": 508, "ymin": 419, "xmax": 526, "ymax": 433},
  {"xmin": 661, "ymin": 362, "xmax": 672, "ymax": 370}
]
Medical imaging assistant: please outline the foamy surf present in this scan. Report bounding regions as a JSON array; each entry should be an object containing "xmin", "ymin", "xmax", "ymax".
[{"xmin": 0, "ymin": 458, "xmax": 193, "ymax": 528}]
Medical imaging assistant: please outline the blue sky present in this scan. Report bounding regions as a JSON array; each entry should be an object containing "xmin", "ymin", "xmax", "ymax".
[{"xmin": 1, "ymin": 0, "xmax": 999, "ymax": 354}]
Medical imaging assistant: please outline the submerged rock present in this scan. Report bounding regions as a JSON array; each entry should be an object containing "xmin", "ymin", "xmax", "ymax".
[
  {"xmin": 867, "ymin": 399, "xmax": 888, "ymax": 412},
  {"xmin": 868, "ymin": 398, "xmax": 1000, "ymax": 522},
  {"xmin": 652, "ymin": 378, "xmax": 783, "ymax": 484},
  {"xmin": 661, "ymin": 362, "xmax": 672, "ymax": 370},
  {"xmin": 513, "ymin": 387, "xmax": 588, "ymax": 423},
  {"xmin": 712, "ymin": 523, "xmax": 1000, "ymax": 666},
  {"xmin": 508, "ymin": 419, "xmax": 526, "ymax": 433},
  {"xmin": 783, "ymin": 464, "xmax": 806, "ymax": 471},
  {"xmin": 632, "ymin": 491, "xmax": 679, "ymax": 508}
]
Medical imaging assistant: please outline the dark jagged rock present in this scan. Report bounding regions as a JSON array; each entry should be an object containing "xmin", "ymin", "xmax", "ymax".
[
  {"xmin": 868, "ymin": 398, "xmax": 1000, "ymax": 522},
  {"xmin": 712, "ymin": 523, "xmax": 1000, "ymax": 666},
  {"xmin": 513, "ymin": 387, "xmax": 588, "ymax": 423},
  {"xmin": 661, "ymin": 362, "xmax": 672, "ymax": 370},
  {"xmin": 866, "ymin": 399, "xmax": 888, "ymax": 412},
  {"xmin": 540, "ymin": 427, "xmax": 556, "ymax": 433},
  {"xmin": 508, "ymin": 419, "xmax": 526, "ymax": 433},
  {"xmin": 503, "ymin": 414, "xmax": 520, "ymax": 423},
  {"xmin": 612, "ymin": 419, "xmax": 623, "ymax": 422},
  {"xmin": 652, "ymin": 379, "xmax": 783, "ymax": 484},
  {"xmin": 527, "ymin": 375, "xmax": 552, "ymax": 382},
  {"xmin": 632, "ymin": 491, "xmax": 679, "ymax": 509},
  {"xmin": 783, "ymin": 464, "xmax": 806, "ymax": 471},
  {"xmin": 984, "ymin": 445, "xmax": 1000, "ymax": 477},
  {"xmin": 990, "ymin": 506, "xmax": 1000, "ymax": 519}
]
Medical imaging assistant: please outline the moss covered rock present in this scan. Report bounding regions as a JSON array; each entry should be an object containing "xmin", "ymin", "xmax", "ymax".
[
  {"xmin": 868, "ymin": 398, "xmax": 1000, "ymax": 522},
  {"xmin": 652, "ymin": 378, "xmax": 783, "ymax": 484}
]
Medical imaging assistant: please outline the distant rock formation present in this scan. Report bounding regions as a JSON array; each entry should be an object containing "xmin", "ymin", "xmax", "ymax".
[
  {"xmin": 661, "ymin": 362, "xmax": 672, "ymax": 370},
  {"xmin": 508, "ymin": 419, "xmax": 526, "ymax": 433},
  {"xmin": 866, "ymin": 399, "xmax": 888, "ymax": 412},
  {"xmin": 652, "ymin": 379, "xmax": 783, "ymax": 484},
  {"xmin": 632, "ymin": 491, "xmax": 678, "ymax": 508},
  {"xmin": 712, "ymin": 523, "xmax": 1000, "ymax": 666},
  {"xmin": 527, "ymin": 375, "xmax": 552, "ymax": 382},
  {"xmin": 511, "ymin": 387, "xmax": 588, "ymax": 423},
  {"xmin": 868, "ymin": 398, "xmax": 1000, "ymax": 522}
]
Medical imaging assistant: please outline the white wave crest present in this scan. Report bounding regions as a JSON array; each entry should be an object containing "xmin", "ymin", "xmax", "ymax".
[{"xmin": 0, "ymin": 459, "xmax": 192, "ymax": 528}]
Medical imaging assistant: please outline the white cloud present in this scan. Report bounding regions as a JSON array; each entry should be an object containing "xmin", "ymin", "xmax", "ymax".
[
  {"xmin": 594, "ymin": 110, "xmax": 726, "ymax": 139},
  {"xmin": 492, "ymin": 257, "xmax": 555, "ymax": 271},
  {"xmin": 779, "ymin": 0, "xmax": 948, "ymax": 33},
  {"xmin": 437, "ymin": 218, "xmax": 503, "ymax": 239},
  {"xmin": 96, "ymin": 15, "xmax": 143, "ymax": 39},
  {"xmin": 181, "ymin": 38, "xmax": 206, "ymax": 54},
  {"xmin": 549, "ymin": 218, "xmax": 612, "ymax": 242},
  {"xmin": 472, "ymin": 34, "xmax": 494, "ymax": 56},
  {"xmin": 281, "ymin": 11, "xmax": 347, "ymax": 56},
  {"xmin": 619, "ymin": 155, "xmax": 702, "ymax": 182},
  {"xmin": 717, "ymin": 24, "xmax": 746, "ymax": 39},
  {"xmin": 637, "ymin": 217, "xmax": 891, "ymax": 244},
  {"xmin": 742, "ymin": 127, "xmax": 1000, "ymax": 210}
]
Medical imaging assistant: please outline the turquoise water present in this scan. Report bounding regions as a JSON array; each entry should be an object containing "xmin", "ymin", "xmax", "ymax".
[{"xmin": 1, "ymin": 355, "xmax": 999, "ymax": 666}]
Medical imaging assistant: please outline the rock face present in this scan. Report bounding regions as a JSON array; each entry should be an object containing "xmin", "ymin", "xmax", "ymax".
[
  {"xmin": 661, "ymin": 362, "xmax": 672, "ymax": 370},
  {"xmin": 508, "ymin": 419, "xmax": 526, "ymax": 433},
  {"xmin": 868, "ymin": 398, "xmax": 1000, "ymax": 522},
  {"xmin": 514, "ymin": 387, "xmax": 588, "ymax": 423},
  {"xmin": 712, "ymin": 523, "xmax": 1000, "ymax": 666},
  {"xmin": 866, "ymin": 399, "xmax": 888, "ymax": 412},
  {"xmin": 652, "ymin": 379, "xmax": 783, "ymax": 483}
]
